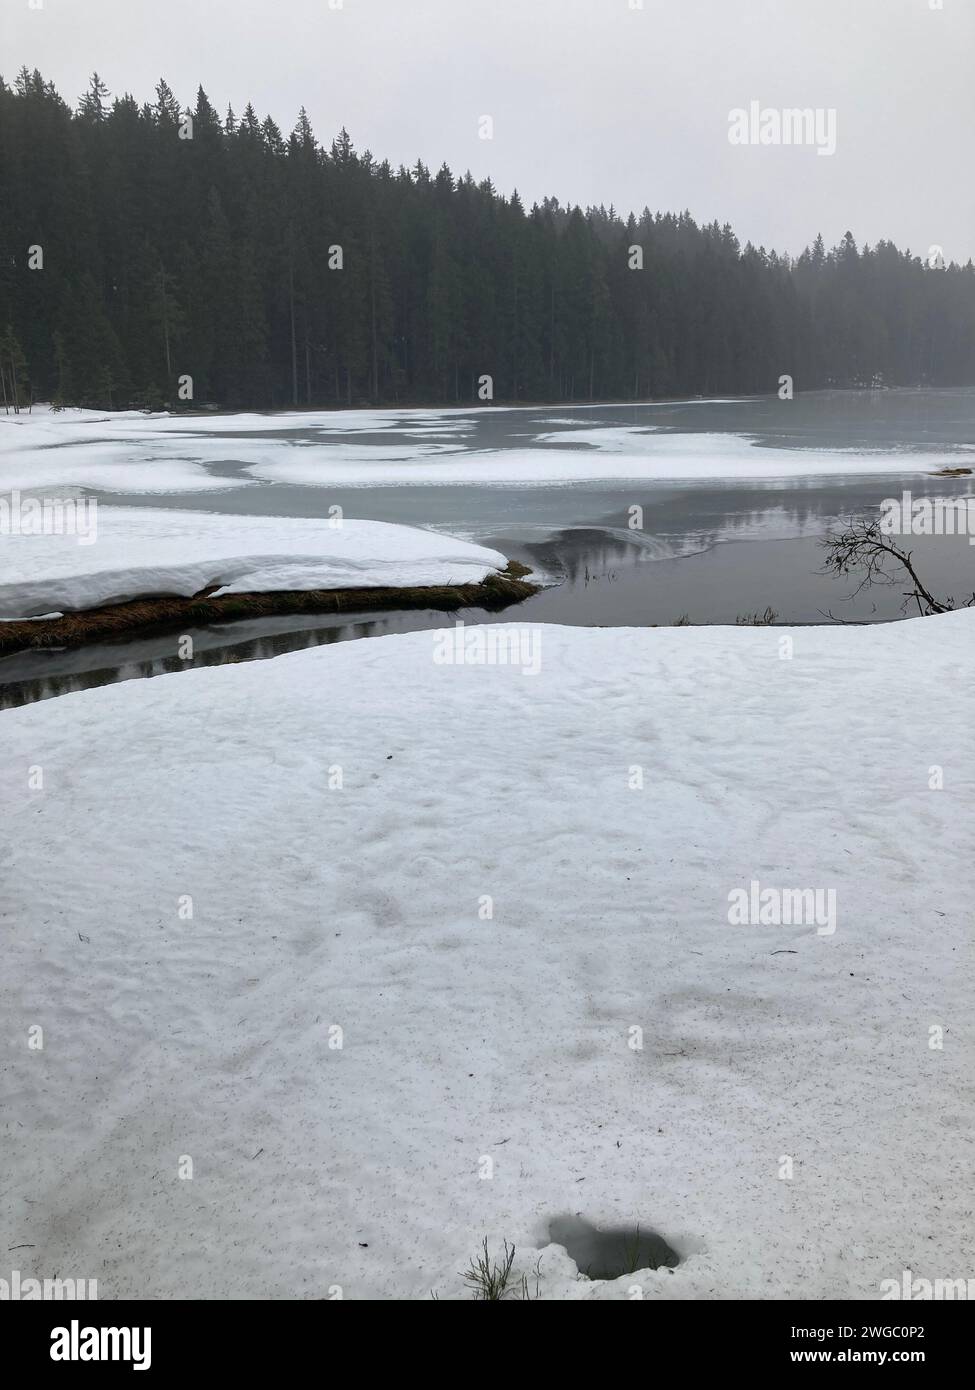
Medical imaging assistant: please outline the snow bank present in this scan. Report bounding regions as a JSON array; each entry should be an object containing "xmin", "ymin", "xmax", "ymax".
[
  {"xmin": 2, "ymin": 612, "xmax": 972, "ymax": 1299},
  {"xmin": 0, "ymin": 508, "xmax": 508, "ymax": 618}
]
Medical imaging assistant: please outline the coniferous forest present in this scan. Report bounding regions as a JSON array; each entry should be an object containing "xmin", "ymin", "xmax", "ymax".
[{"xmin": 2, "ymin": 68, "xmax": 974, "ymax": 411}]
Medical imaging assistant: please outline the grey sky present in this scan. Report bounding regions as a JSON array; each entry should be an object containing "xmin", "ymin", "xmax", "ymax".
[{"xmin": 4, "ymin": 0, "xmax": 974, "ymax": 261}]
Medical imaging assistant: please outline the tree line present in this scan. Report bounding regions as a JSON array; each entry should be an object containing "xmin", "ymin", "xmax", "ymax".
[{"xmin": 1, "ymin": 68, "xmax": 973, "ymax": 412}]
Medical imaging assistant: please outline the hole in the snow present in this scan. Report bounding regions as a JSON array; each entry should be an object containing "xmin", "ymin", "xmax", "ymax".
[{"xmin": 548, "ymin": 1214, "xmax": 680, "ymax": 1280}]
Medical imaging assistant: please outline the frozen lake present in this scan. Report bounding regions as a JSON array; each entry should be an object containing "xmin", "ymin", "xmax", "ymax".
[{"xmin": 1, "ymin": 388, "xmax": 973, "ymax": 706}]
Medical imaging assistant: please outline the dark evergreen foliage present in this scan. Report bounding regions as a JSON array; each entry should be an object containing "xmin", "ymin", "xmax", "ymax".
[{"xmin": 2, "ymin": 68, "xmax": 973, "ymax": 410}]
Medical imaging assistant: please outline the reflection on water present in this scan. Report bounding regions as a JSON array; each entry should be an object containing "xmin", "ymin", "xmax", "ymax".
[
  {"xmin": 0, "ymin": 607, "xmax": 510, "ymax": 710},
  {"xmin": 3, "ymin": 517, "xmax": 971, "ymax": 710},
  {"xmin": 2, "ymin": 388, "xmax": 973, "ymax": 709}
]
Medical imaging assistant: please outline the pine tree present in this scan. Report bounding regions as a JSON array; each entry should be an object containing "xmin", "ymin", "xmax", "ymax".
[
  {"xmin": 78, "ymin": 72, "xmax": 110, "ymax": 122},
  {"xmin": 0, "ymin": 323, "xmax": 29, "ymax": 411}
]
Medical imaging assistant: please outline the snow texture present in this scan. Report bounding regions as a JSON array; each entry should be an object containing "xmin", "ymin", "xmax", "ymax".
[
  {"xmin": 2, "ymin": 403, "xmax": 965, "ymax": 494},
  {"xmin": 2, "ymin": 612, "xmax": 972, "ymax": 1298},
  {"xmin": 0, "ymin": 509, "xmax": 508, "ymax": 619}
]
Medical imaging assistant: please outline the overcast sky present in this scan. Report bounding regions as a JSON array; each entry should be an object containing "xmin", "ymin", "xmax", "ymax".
[{"xmin": 4, "ymin": 0, "xmax": 973, "ymax": 262}]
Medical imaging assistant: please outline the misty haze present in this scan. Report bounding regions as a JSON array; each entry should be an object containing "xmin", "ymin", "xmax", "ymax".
[{"xmin": 0, "ymin": 0, "xmax": 972, "ymax": 1347}]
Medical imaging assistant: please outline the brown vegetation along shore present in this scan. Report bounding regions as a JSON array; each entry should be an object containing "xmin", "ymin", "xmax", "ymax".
[{"xmin": 0, "ymin": 562, "xmax": 538, "ymax": 657}]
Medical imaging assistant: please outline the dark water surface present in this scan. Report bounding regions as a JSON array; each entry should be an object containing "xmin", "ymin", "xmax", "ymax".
[
  {"xmin": 547, "ymin": 1214, "xmax": 681, "ymax": 1279},
  {"xmin": 2, "ymin": 390, "xmax": 973, "ymax": 708}
]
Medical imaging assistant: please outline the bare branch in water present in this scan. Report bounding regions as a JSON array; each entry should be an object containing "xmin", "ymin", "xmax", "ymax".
[{"xmin": 820, "ymin": 514, "xmax": 974, "ymax": 617}]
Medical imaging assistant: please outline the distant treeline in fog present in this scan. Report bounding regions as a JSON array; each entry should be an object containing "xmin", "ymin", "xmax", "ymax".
[{"xmin": 2, "ymin": 69, "xmax": 974, "ymax": 410}]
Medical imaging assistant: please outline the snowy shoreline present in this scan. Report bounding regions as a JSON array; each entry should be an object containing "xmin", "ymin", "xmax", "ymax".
[
  {"xmin": 3, "ymin": 612, "xmax": 972, "ymax": 1298},
  {"xmin": 0, "ymin": 508, "xmax": 538, "ymax": 653},
  {"xmin": 0, "ymin": 509, "xmax": 514, "ymax": 619},
  {"xmin": 0, "ymin": 563, "xmax": 536, "ymax": 656}
]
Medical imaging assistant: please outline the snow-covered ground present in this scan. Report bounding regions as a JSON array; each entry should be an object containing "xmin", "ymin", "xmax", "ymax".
[
  {"xmin": 0, "ymin": 509, "xmax": 508, "ymax": 619},
  {"xmin": 2, "ymin": 403, "xmax": 969, "ymax": 493},
  {"xmin": 2, "ymin": 612, "xmax": 972, "ymax": 1299}
]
